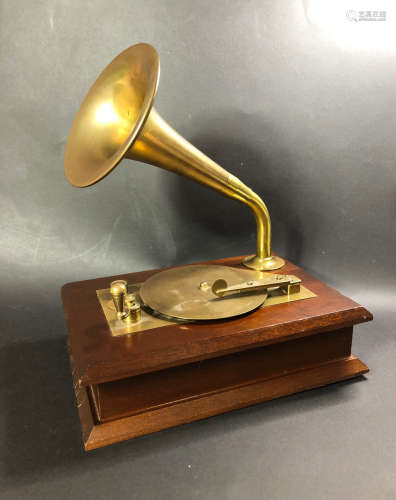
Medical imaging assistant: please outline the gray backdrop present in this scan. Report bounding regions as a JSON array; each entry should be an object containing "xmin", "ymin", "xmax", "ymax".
[{"xmin": 1, "ymin": 1, "xmax": 395, "ymax": 499}]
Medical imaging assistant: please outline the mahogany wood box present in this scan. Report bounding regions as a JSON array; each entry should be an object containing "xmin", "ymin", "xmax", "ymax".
[{"xmin": 61, "ymin": 256, "xmax": 373, "ymax": 450}]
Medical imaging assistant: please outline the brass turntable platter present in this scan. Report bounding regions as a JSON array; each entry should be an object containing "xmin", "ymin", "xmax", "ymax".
[{"xmin": 139, "ymin": 265, "xmax": 268, "ymax": 321}]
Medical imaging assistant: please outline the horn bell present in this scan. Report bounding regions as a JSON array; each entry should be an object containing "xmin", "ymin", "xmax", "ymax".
[{"xmin": 64, "ymin": 43, "xmax": 159, "ymax": 187}]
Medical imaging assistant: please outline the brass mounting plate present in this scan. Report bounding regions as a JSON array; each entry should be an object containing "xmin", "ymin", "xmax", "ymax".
[{"xmin": 96, "ymin": 270, "xmax": 316, "ymax": 337}]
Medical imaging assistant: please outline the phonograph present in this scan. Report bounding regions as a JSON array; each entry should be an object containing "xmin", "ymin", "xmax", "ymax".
[{"xmin": 61, "ymin": 43, "xmax": 373, "ymax": 450}]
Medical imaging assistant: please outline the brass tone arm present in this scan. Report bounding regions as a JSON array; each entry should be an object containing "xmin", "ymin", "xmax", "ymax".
[{"xmin": 212, "ymin": 274, "xmax": 301, "ymax": 298}]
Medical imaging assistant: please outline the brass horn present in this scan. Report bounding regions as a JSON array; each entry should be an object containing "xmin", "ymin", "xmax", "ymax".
[{"xmin": 64, "ymin": 43, "xmax": 284, "ymax": 271}]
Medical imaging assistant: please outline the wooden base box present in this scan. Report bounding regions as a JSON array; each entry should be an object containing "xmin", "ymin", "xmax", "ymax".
[{"xmin": 62, "ymin": 256, "xmax": 372, "ymax": 450}]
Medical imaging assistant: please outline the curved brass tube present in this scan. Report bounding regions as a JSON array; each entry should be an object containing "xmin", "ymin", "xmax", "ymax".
[{"xmin": 127, "ymin": 109, "xmax": 285, "ymax": 271}]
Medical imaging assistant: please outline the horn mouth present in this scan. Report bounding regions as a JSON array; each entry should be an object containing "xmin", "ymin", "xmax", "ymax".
[{"xmin": 64, "ymin": 43, "xmax": 160, "ymax": 187}]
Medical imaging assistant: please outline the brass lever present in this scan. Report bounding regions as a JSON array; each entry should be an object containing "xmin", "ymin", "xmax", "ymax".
[
  {"xmin": 212, "ymin": 274, "xmax": 301, "ymax": 298},
  {"xmin": 110, "ymin": 280, "xmax": 141, "ymax": 323}
]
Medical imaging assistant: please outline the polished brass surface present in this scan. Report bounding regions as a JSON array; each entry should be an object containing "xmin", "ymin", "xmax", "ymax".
[
  {"xmin": 124, "ymin": 293, "xmax": 141, "ymax": 323},
  {"xmin": 97, "ymin": 283, "xmax": 176, "ymax": 337},
  {"xmin": 212, "ymin": 274, "xmax": 301, "ymax": 298},
  {"xmin": 140, "ymin": 265, "xmax": 267, "ymax": 320},
  {"xmin": 64, "ymin": 43, "xmax": 285, "ymax": 271},
  {"xmin": 124, "ymin": 293, "xmax": 136, "ymax": 307},
  {"xmin": 211, "ymin": 279, "xmax": 228, "ymax": 297},
  {"xmin": 243, "ymin": 255, "xmax": 286, "ymax": 272},
  {"xmin": 110, "ymin": 280, "xmax": 142, "ymax": 322},
  {"xmin": 110, "ymin": 280, "xmax": 128, "ymax": 319},
  {"xmin": 97, "ymin": 277, "xmax": 316, "ymax": 336},
  {"xmin": 64, "ymin": 44, "xmax": 159, "ymax": 188}
]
